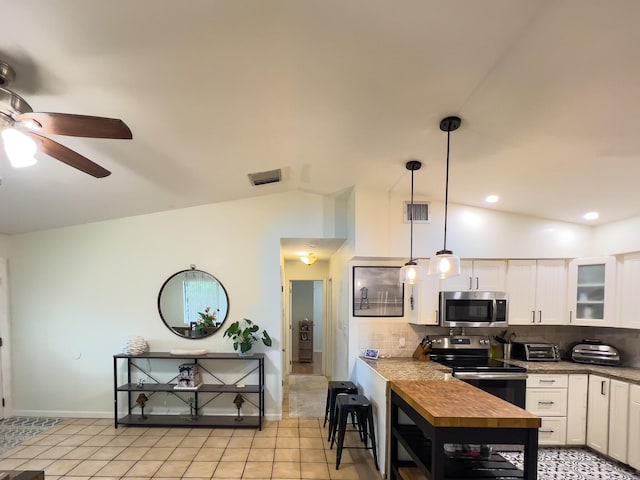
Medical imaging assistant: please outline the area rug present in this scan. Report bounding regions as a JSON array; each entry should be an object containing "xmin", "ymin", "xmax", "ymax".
[
  {"xmin": 500, "ymin": 447, "xmax": 640, "ymax": 480},
  {"xmin": 288, "ymin": 374, "xmax": 328, "ymax": 417},
  {"xmin": 0, "ymin": 417, "xmax": 64, "ymax": 455}
]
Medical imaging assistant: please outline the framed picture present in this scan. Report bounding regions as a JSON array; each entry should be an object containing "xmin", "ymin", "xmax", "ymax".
[
  {"xmin": 353, "ymin": 266, "xmax": 404, "ymax": 317},
  {"xmin": 364, "ymin": 348, "xmax": 379, "ymax": 359},
  {"xmin": 300, "ymin": 332, "xmax": 309, "ymax": 341}
]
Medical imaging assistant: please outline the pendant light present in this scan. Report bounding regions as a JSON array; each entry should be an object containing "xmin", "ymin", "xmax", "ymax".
[
  {"xmin": 399, "ymin": 160, "xmax": 424, "ymax": 285},
  {"xmin": 428, "ymin": 116, "xmax": 461, "ymax": 279}
]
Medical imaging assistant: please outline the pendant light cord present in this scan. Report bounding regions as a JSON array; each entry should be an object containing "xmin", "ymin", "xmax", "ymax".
[
  {"xmin": 409, "ymin": 168, "xmax": 415, "ymax": 262},
  {"xmin": 443, "ymin": 129, "xmax": 451, "ymax": 251}
]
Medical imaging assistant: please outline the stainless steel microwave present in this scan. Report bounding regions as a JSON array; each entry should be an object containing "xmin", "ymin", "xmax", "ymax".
[{"xmin": 439, "ymin": 291, "xmax": 509, "ymax": 327}]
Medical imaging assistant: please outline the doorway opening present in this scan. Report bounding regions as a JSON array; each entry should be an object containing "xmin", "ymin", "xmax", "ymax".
[{"xmin": 286, "ymin": 279, "xmax": 329, "ymax": 418}]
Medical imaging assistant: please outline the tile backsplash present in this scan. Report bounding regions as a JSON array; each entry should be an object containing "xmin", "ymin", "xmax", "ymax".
[{"xmin": 358, "ymin": 321, "xmax": 640, "ymax": 368}]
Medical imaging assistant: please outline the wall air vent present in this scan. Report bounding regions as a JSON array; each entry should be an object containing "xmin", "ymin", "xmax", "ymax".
[
  {"xmin": 248, "ymin": 168, "xmax": 282, "ymax": 186},
  {"xmin": 404, "ymin": 201, "xmax": 430, "ymax": 223}
]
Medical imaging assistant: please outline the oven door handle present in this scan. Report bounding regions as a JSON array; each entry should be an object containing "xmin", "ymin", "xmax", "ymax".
[{"xmin": 454, "ymin": 372, "xmax": 528, "ymax": 381}]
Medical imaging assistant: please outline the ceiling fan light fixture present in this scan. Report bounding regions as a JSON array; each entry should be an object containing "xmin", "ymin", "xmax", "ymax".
[
  {"xmin": 300, "ymin": 253, "xmax": 318, "ymax": 266},
  {"xmin": 428, "ymin": 116, "xmax": 462, "ymax": 279},
  {"xmin": 2, "ymin": 128, "xmax": 37, "ymax": 167},
  {"xmin": 399, "ymin": 160, "xmax": 424, "ymax": 285}
]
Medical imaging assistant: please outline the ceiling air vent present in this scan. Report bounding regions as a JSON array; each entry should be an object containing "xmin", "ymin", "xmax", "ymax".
[
  {"xmin": 248, "ymin": 168, "xmax": 282, "ymax": 186},
  {"xmin": 404, "ymin": 201, "xmax": 430, "ymax": 223}
]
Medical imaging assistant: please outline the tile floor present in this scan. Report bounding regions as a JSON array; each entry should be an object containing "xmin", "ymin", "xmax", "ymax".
[{"xmin": 0, "ymin": 385, "xmax": 380, "ymax": 480}]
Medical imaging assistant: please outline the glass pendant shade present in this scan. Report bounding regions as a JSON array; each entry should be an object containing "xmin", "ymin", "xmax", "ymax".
[
  {"xmin": 428, "ymin": 250, "xmax": 461, "ymax": 279},
  {"xmin": 399, "ymin": 261, "xmax": 424, "ymax": 285}
]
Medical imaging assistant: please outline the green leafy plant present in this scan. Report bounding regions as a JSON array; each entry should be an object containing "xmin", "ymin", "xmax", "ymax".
[{"xmin": 223, "ymin": 318, "xmax": 272, "ymax": 354}]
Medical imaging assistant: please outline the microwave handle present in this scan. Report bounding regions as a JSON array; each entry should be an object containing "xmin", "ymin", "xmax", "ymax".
[{"xmin": 490, "ymin": 299, "xmax": 496, "ymax": 323}]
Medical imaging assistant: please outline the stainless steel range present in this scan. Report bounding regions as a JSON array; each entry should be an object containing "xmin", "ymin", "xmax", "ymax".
[{"xmin": 428, "ymin": 335, "xmax": 528, "ymax": 408}]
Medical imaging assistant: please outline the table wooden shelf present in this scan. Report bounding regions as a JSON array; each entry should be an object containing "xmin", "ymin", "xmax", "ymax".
[{"xmin": 113, "ymin": 352, "xmax": 264, "ymax": 429}]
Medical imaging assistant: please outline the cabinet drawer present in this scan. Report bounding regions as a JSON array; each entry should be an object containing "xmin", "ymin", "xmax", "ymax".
[
  {"xmin": 538, "ymin": 417, "xmax": 567, "ymax": 445},
  {"xmin": 527, "ymin": 374, "xmax": 568, "ymax": 388},
  {"xmin": 526, "ymin": 388, "xmax": 567, "ymax": 416}
]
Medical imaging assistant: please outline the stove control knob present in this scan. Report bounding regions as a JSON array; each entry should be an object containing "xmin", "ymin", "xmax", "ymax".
[
  {"xmin": 434, "ymin": 339, "xmax": 442, "ymax": 344},
  {"xmin": 479, "ymin": 339, "xmax": 489, "ymax": 345}
]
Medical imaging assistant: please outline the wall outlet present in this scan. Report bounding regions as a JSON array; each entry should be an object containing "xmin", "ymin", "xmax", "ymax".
[{"xmin": 399, "ymin": 337, "xmax": 406, "ymax": 348}]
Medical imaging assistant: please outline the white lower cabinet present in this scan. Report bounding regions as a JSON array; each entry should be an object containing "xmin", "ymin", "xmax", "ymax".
[
  {"xmin": 566, "ymin": 374, "xmax": 588, "ymax": 445},
  {"xmin": 526, "ymin": 374, "xmax": 568, "ymax": 445},
  {"xmin": 629, "ymin": 384, "xmax": 640, "ymax": 470},
  {"xmin": 587, "ymin": 375, "xmax": 630, "ymax": 462},
  {"xmin": 608, "ymin": 379, "xmax": 629, "ymax": 464}
]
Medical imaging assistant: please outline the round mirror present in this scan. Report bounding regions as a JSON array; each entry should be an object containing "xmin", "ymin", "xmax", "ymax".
[{"xmin": 158, "ymin": 267, "xmax": 230, "ymax": 339}]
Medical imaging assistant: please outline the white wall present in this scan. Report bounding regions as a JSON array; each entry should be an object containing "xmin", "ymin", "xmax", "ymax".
[
  {"xmin": 7, "ymin": 191, "xmax": 332, "ymax": 418},
  {"xmin": 593, "ymin": 216, "xmax": 640, "ymax": 255},
  {"xmin": 0, "ymin": 235, "xmax": 9, "ymax": 257},
  {"xmin": 356, "ymin": 187, "xmax": 595, "ymax": 259}
]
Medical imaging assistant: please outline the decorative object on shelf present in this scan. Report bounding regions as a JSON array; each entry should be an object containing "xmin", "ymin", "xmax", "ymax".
[
  {"xmin": 223, "ymin": 318, "xmax": 273, "ymax": 355},
  {"xmin": 174, "ymin": 363, "xmax": 202, "ymax": 389},
  {"xmin": 135, "ymin": 393, "xmax": 148, "ymax": 419},
  {"xmin": 121, "ymin": 336, "xmax": 149, "ymax": 355},
  {"xmin": 233, "ymin": 393, "xmax": 245, "ymax": 422},
  {"xmin": 399, "ymin": 160, "xmax": 424, "ymax": 285},
  {"xmin": 428, "ymin": 116, "xmax": 462, "ymax": 279},
  {"xmin": 169, "ymin": 348, "xmax": 208, "ymax": 356},
  {"xmin": 157, "ymin": 265, "xmax": 230, "ymax": 339},
  {"xmin": 364, "ymin": 348, "xmax": 379, "ymax": 360},
  {"xmin": 187, "ymin": 397, "xmax": 196, "ymax": 418}
]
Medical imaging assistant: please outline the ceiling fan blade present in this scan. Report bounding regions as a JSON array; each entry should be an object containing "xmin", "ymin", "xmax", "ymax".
[
  {"xmin": 16, "ymin": 112, "xmax": 132, "ymax": 139},
  {"xmin": 27, "ymin": 132, "xmax": 111, "ymax": 178}
]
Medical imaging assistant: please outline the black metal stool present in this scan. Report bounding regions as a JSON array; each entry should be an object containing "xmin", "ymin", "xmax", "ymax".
[
  {"xmin": 324, "ymin": 380, "xmax": 358, "ymax": 440},
  {"xmin": 329, "ymin": 393, "xmax": 378, "ymax": 470}
]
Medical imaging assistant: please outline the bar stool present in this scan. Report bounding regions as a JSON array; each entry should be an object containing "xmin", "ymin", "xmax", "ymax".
[
  {"xmin": 324, "ymin": 380, "xmax": 358, "ymax": 440},
  {"xmin": 329, "ymin": 393, "xmax": 378, "ymax": 470}
]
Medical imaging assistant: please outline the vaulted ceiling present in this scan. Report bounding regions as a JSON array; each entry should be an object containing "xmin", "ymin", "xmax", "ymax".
[{"xmin": 1, "ymin": 0, "xmax": 639, "ymax": 235}]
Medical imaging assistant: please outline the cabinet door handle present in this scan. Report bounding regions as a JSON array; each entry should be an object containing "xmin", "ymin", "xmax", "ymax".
[
  {"xmin": 475, "ymin": 277, "xmax": 479, "ymax": 290},
  {"xmin": 469, "ymin": 277, "xmax": 473, "ymax": 290},
  {"xmin": 538, "ymin": 310, "xmax": 542, "ymax": 323},
  {"xmin": 601, "ymin": 380, "xmax": 607, "ymax": 396},
  {"xmin": 540, "ymin": 429, "xmax": 555, "ymax": 433},
  {"xmin": 531, "ymin": 311, "xmax": 535, "ymax": 323},
  {"xmin": 538, "ymin": 401, "xmax": 555, "ymax": 405},
  {"xmin": 539, "ymin": 379, "xmax": 556, "ymax": 383},
  {"xmin": 569, "ymin": 310, "xmax": 573, "ymax": 323}
]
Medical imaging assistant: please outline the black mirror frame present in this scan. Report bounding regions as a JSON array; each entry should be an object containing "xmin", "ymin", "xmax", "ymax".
[{"xmin": 157, "ymin": 267, "xmax": 230, "ymax": 339}]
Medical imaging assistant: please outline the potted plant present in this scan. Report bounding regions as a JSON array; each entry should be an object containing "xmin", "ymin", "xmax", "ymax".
[{"xmin": 223, "ymin": 318, "xmax": 272, "ymax": 355}]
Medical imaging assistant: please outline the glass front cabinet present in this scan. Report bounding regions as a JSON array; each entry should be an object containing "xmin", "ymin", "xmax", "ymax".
[{"xmin": 568, "ymin": 256, "xmax": 616, "ymax": 326}]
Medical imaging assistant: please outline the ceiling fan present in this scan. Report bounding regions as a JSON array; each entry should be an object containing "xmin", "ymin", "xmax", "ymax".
[{"xmin": 0, "ymin": 60, "xmax": 132, "ymax": 178}]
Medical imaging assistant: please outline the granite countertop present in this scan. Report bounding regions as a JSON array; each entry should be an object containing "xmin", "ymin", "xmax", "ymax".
[{"xmin": 360, "ymin": 357, "xmax": 640, "ymax": 385}]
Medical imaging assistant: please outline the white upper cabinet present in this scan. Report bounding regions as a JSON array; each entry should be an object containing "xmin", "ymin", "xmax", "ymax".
[
  {"xmin": 620, "ymin": 253, "xmax": 640, "ymax": 329},
  {"xmin": 507, "ymin": 260, "xmax": 568, "ymax": 325},
  {"xmin": 441, "ymin": 260, "xmax": 506, "ymax": 292},
  {"xmin": 407, "ymin": 259, "xmax": 440, "ymax": 325},
  {"xmin": 568, "ymin": 256, "xmax": 616, "ymax": 327}
]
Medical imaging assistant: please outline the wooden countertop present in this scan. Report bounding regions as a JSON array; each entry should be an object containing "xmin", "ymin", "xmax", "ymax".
[{"xmin": 390, "ymin": 380, "xmax": 541, "ymax": 429}]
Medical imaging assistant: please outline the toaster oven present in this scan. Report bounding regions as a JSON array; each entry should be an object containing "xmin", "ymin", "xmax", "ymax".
[{"xmin": 511, "ymin": 342, "xmax": 560, "ymax": 361}]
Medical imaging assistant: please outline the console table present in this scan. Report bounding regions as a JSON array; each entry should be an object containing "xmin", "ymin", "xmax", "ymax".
[{"xmin": 113, "ymin": 352, "xmax": 264, "ymax": 429}]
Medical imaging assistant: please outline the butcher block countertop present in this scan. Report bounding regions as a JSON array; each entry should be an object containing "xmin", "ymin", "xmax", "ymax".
[{"xmin": 390, "ymin": 380, "xmax": 541, "ymax": 429}]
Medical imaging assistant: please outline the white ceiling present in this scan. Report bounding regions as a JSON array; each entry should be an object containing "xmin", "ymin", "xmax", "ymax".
[{"xmin": 1, "ymin": 0, "xmax": 639, "ymax": 239}]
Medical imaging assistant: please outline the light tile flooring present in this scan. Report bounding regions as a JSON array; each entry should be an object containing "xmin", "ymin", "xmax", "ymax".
[{"xmin": 0, "ymin": 376, "xmax": 380, "ymax": 480}]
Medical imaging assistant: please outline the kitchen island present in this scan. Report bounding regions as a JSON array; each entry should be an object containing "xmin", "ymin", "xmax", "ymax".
[{"xmin": 389, "ymin": 379, "xmax": 540, "ymax": 480}]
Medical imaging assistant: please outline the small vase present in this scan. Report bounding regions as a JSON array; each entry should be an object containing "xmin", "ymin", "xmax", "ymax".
[{"xmin": 238, "ymin": 350, "xmax": 254, "ymax": 357}]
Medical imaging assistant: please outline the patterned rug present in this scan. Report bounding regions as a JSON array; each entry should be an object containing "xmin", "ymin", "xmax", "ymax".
[
  {"xmin": 288, "ymin": 374, "xmax": 327, "ymax": 417},
  {"xmin": 501, "ymin": 447, "xmax": 640, "ymax": 480},
  {"xmin": 0, "ymin": 417, "xmax": 64, "ymax": 455}
]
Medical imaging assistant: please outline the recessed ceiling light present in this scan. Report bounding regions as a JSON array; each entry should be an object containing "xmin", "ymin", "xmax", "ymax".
[
  {"xmin": 484, "ymin": 195, "xmax": 499, "ymax": 204},
  {"xmin": 584, "ymin": 211, "xmax": 599, "ymax": 220}
]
